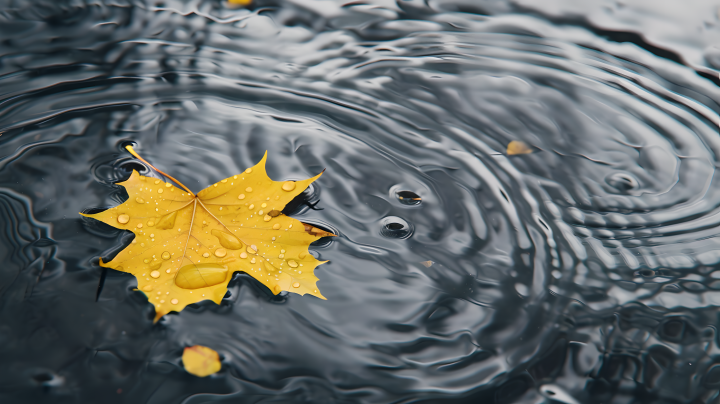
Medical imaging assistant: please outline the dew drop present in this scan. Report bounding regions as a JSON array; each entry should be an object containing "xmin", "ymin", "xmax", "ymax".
[
  {"xmin": 156, "ymin": 211, "xmax": 177, "ymax": 230},
  {"xmin": 175, "ymin": 264, "xmax": 228, "ymax": 289},
  {"xmin": 162, "ymin": 251, "xmax": 170, "ymax": 260},
  {"xmin": 273, "ymin": 223, "xmax": 281, "ymax": 230},
  {"xmin": 143, "ymin": 285, "xmax": 153, "ymax": 291},
  {"xmin": 148, "ymin": 220, "xmax": 155, "ymax": 226},
  {"xmin": 248, "ymin": 204, "xmax": 255, "ymax": 210},
  {"xmin": 264, "ymin": 214, "xmax": 272, "ymax": 222},
  {"xmin": 279, "ymin": 254, "xmax": 285, "ymax": 259},
  {"xmin": 136, "ymin": 197, "xmax": 145, "ymax": 204},
  {"xmin": 258, "ymin": 210, "xmax": 264, "ymax": 215},
  {"xmin": 238, "ymin": 194, "xmax": 245, "ymax": 200},
  {"xmin": 157, "ymin": 188, "xmax": 163, "ymax": 194},
  {"xmin": 299, "ymin": 252, "xmax": 307, "ymax": 259},
  {"xmin": 165, "ymin": 183, "xmax": 171, "ymax": 188},
  {"xmin": 289, "ymin": 224, "xmax": 293, "ymax": 229},
  {"xmin": 154, "ymin": 180, "xmax": 160, "ymax": 184},
  {"xmin": 245, "ymin": 187, "xmax": 253, "ymax": 192},
  {"xmin": 211, "ymin": 229, "xmax": 242, "ymax": 249},
  {"xmin": 143, "ymin": 258, "xmax": 151, "ymax": 264},
  {"xmin": 251, "ymin": 258, "xmax": 256, "ymax": 264},
  {"xmin": 150, "ymin": 271, "xmax": 160, "ymax": 278},
  {"xmin": 150, "ymin": 233, "xmax": 155, "ymax": 238},
  {"xmin": 214, "ymin": 248, "xmax": 227, "ymax": 258},
  {"xmin": 293, "ymin": 282, "xmax": 300, "ymax": 288},
  {"xmin": 282, "ymin": 181, "xmax": 296, "ymax": 191},
  {"xmin": 136, "ymin": 223, "xmax": 143, "ymax": 228},
  {"xmin": 240, "ymin": 252, "xmax": 248, "ymax": 259},
  {"xmin": 171, "ymin": 298, "xmax": 178, "ymax": 305},
  {"xmin": 245, "ymin": 168, "xmax": 252, "ymax": 174},
  {"xmin": 288, "ymin": 260, "xmax": 299, "ymax": 268},
  {"xmin": 203, "ymin": 252, "xmax": 210, "ymax": 258}
]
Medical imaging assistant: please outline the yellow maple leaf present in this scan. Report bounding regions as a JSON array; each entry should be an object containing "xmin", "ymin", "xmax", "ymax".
[{"xmin": 82, "ymin": 146, "xmax": 332, "ymax": 321}]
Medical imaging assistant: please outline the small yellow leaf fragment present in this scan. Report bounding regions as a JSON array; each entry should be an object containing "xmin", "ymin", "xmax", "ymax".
[
  {"xmin": 506, "ymin": 140, "xmax": 533, "ymax": 155},
  {"xmin": 282, "ymin": 181, "xmax": 296, "ymax": 191},
  {"xmin": 420, "ymin": 260, "xmax": 434, "ymax": 268},
  {"xmin": 182, "ymin": 345, "xmax": 221, "ymax": 377}
]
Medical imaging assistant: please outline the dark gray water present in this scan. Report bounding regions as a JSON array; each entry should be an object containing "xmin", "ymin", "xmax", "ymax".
[{"xmin": 2, "ymin": 1, "xmax": 720, "ymax": 403}]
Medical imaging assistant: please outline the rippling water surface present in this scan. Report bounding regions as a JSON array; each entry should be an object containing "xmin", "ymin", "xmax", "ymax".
[{"xmin": 2, "ymin": 1, "xmax": 720, "ymax": 403}]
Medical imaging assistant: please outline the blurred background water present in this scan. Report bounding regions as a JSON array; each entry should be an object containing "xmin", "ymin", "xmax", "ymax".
[{"xmin": 1, "ymin": 0, "xmax": 720, "ymax": 403}]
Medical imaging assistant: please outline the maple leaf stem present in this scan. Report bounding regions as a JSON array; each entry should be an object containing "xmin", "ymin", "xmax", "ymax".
[{"xmin": 125, "ymin": 145, "xmax": 194, "ymax": 195}]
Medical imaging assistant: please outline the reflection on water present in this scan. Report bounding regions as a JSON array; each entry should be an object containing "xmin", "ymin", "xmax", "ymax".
[{"xmin": 1, "ymin": 0, "xmax": 720, "ymax": 403}]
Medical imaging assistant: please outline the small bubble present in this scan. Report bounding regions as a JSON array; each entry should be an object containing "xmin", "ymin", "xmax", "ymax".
[
  {"xmin": 238, "ymin": 194, "xmax": 245, "ymax": 200},
  {"xmin": 246, "ymin": 187, "xmax": 253, "ymax": 192},
  {"xmin": 293, "ymin": 282, "xmax": 300, "ymax": 288},
  {"xmin": 282, "ymin": 181, "xmax": 296, "ymax": 191},
  {"xmin": 150, "ymin": 271, "xmax": 160, "ymax": 278},
  {"xmin": 117, "ymin": 214, "xmax": 130, "ymax": 224},
  {"xmin": 214, "ymin": 248, "xmax": 227, "ymax": 258}
]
